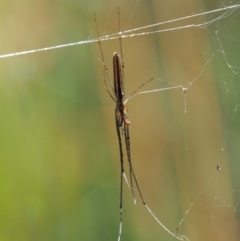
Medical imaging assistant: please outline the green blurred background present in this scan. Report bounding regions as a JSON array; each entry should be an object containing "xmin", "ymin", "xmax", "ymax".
[{"xmin": 0, "ymin": 1, "xmax": 240, "ymax": 241}]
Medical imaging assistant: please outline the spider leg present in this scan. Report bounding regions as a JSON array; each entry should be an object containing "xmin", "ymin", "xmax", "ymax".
[
  {"xmin": 123, "ymin": 123, "xmax": 136, "ymax": 204},
  {"xmin": 124, "ymin": 124, "xmax": 146, "ymax": 205},
  {"xmin": 115, "ymin": 116, "xmax": 124, "ymax": 241}
]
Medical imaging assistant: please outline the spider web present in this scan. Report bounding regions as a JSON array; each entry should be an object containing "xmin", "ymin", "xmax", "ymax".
[{"xmin": 0, "ymin": 1, "xmax": 240, "ymax": 241}]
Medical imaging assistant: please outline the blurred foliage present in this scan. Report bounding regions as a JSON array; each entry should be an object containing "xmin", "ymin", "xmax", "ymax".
[{"xmin": 0, "ymin": 1, "xmax": 240, "ymax": 241}]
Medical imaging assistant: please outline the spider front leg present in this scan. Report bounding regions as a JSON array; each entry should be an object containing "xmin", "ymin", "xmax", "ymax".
[
  {"xmin": 115, "ymin": 112, "xmax": 124, "ymax": 241},
  {"xmin": 124, "ymin": 123, "xmax": 146, "ymax": 205},
  {"xmin": 123, "ymin": 121, "xmax": 136, "ymax": 204}
]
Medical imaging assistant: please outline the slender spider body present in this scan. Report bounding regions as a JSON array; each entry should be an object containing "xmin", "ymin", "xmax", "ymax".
[{"xmin": 113, "ymin": 52, "xmax": 130, "ymax": 126}]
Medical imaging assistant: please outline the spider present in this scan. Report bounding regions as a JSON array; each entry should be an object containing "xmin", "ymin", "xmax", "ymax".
[{"xmin": 94, "ymin": 8, "xmax": 183, "ymax": 241}]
